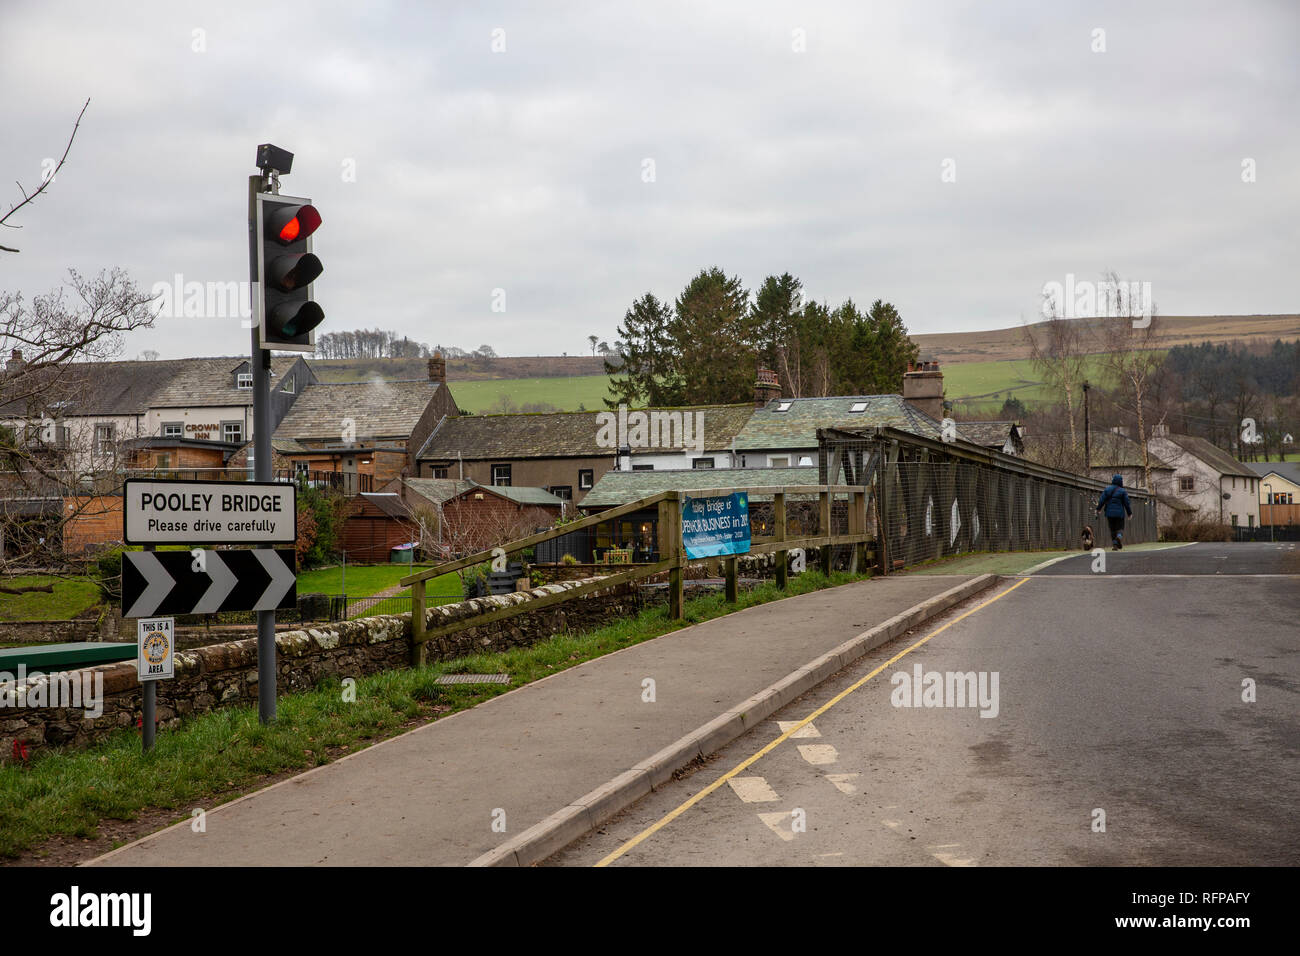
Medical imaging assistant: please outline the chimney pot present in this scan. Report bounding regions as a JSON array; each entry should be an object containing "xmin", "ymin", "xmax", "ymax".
[
  {"xmin": 427, "ymin": 351, "xmax": 446, "ymax": 384},
  {"xmin": 754, "ymin": 368, "xmax": 781, "ymax": 407}
]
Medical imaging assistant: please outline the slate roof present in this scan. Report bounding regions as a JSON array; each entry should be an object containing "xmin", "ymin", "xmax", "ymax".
[
  {"xmin": 0, "ymin": 356, "xmax": 302, "ymax": 417},
  {"xmin": 1246, "ymin": 461, "xmax": 1300, "ymax": 486},
  {"xmin": 581, "ymin": 466, "xmax": 820, "ymax": 508},
  {"xmin": 1022, "ymin": 431, "xmax": 1173, "ymax": 470},
  {"xmin": 1158, "ymin": 433, "xmax": 1255, "ymax": 478},
  {"xmin": 957, "ymin": 421, "xmax": 1020, "ymax": 448},
  {"xmin": 274, "ymin": 380, "xmax": 444, "ymax": 441},
  {"xmin": 145, "ymin": 356, "xmax": 302, "ymax": 408},
  {"xmin": 417, "ymin": 404, "xmax": 754, "ymax": 461},
  {"xmin": 400, "ymin": 477, "xmax": 561, "ymax": 508},
  {"xmin": 732, "ymin": 395, "xmax": 947, "ymax": 449}
]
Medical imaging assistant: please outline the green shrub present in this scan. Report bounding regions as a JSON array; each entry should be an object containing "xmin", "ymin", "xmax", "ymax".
[{"xmin": 93, "ymin": 548, "xmax": 126, "ymax": 602}]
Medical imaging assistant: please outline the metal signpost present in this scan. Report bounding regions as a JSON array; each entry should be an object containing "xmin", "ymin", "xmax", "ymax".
[{"xmin": 137, "ymin": 616, "xmax": 174, "ymax": 754}]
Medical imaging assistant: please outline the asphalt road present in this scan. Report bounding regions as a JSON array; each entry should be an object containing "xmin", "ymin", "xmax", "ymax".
[{"xmin": 548, "ymin": 542, "xmax": 1300, "ymax": 866}]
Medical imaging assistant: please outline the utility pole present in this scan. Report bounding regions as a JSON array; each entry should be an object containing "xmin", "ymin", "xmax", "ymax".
[
  {"xmin": 247, "ymin": 144, "xmax": 324, "ymax": 724},
  {"xmin": 248, "ymin": 169, "xmax": 277, "ymax": 724},
  {"xmin": 1082, "ymin": 381, "xmax": 1091, "ymax": 473}
]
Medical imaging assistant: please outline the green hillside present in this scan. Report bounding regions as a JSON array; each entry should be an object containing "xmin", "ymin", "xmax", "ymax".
[{"xmin": 447, "ymin": 375, "xmax": 617, "ymax": 414}]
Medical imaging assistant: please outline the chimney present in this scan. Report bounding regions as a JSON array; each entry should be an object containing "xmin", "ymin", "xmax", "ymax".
[
  {"xmin": 902, "ymin": 360, "xmax": 944, "ymax": 421},
  {"xmin": 5, "ymin": 349, "xmax": 23, "ymax": 372},
  {"xmin": 427, "ymin": 351, "xmax": 446, "ymax": 384},
  {"xmin": 754, "ymin": 368, "xmax": 781, "ymax": 407}
]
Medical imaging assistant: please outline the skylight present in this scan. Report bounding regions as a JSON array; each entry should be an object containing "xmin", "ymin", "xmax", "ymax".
[
  {"xmin": 776, "ymin": 401, "xmax": 793, "ymax": 412},
  {"xmin": 849, "ymin": 401, "xmax": 868, "ymax": 412}
]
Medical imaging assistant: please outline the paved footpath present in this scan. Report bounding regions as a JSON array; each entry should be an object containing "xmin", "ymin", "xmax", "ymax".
[{"xmin": 90, "ymin": 574, "xmax": 989, "ymax": 867}]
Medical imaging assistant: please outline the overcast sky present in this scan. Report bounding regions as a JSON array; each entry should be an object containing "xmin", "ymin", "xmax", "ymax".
[{"xmin": 2, "ymin": 0, "xmax": 1296, "ymax": 361}]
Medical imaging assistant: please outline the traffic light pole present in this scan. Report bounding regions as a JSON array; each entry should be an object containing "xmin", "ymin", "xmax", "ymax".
[{"xmin": 248, "ymin": 172, "xmax": 277, "ymax": 724}]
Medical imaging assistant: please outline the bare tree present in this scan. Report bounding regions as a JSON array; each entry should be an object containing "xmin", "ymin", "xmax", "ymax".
[
  {"xmin": 1023, "ymin": 302, "xmax": 1091, "ymax": 452},
  {"xmin": 1, "ymin": 269, "xmax": 157, "ymax": 566},
  {"xmin": 1097, "ymin": 271, "xmax": 1163, "ymax": 492},
  {"xmin": 1, "ymin": 99, "xmax": 90, "ymax": 254}
]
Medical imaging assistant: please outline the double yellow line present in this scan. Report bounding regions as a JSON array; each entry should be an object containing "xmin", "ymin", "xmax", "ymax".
[{"xmin": 595, "ymin": 577, "xmax": 1031, "ymax": 866}]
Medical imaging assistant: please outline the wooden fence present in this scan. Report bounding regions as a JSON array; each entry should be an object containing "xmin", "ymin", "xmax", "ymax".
[{"xmin": 399, "ymin": 485, "xmax": 872, "ymax": 665}]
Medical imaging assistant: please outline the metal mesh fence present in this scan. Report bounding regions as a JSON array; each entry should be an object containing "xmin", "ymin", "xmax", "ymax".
[{"xmin": 820, "ymin": 429, "xmax": 1157, "ymax": 571}]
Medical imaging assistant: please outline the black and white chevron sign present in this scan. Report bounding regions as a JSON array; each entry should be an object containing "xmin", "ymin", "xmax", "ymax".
[{"xmin": 122, "ymin": 549, "xmax": 297, "ymax": 618}]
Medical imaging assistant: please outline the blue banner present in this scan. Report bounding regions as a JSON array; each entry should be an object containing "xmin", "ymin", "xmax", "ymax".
[{"xmin": 682, "ymin": 493, "xmax": 751, "ymax": 559}]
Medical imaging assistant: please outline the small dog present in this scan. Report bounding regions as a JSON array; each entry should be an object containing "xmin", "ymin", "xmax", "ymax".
[{"xmin": 1081, "ymin": 525, "xmax": 1094, "ymax": 550}]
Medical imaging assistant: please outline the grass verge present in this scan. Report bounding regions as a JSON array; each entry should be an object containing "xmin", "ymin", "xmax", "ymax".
[
  {"xmin": 0, "ymin": 576, "xmax": 101, "ymax": 622},
  {"xmin": 0, "ymin": 567, "xmax": 866, "ymax": 860}
]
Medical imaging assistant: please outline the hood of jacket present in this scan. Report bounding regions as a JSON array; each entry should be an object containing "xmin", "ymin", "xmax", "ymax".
[{"xmin": 1111, "ymin": 474, "xmax": 1124, "ymax": 487}]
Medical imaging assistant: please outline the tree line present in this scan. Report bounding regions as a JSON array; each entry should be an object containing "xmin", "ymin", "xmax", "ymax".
[
  {"xmin": 313, "ymin": 329, "xmax": 491, "ymax": 362},
  {"xmin": 604, "ymin": 269, "xmax": 920, "ymax": 408}
]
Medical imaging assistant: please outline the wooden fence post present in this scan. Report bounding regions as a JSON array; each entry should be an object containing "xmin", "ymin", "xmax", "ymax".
[
  {"xmin": 660, "ymin": 495, "xmax": 684, "ymax": 620},
  {"xmin": 819, "ymin": 490, "xmax": 833, "ymax": 576},
  {"xmin": 410, "ymin": 578, "xmax": 427, "ymax": 667},
  {"xmin": 724, "ymin": 554, "xmax": 738, "ymax": 603},
  {"xmin": 774, "ymin": 492, "xmax": 788, "ymax": 590}
]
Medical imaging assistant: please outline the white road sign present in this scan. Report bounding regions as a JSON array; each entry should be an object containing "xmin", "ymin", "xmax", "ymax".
[
  {"xmin": 123, "ymin": 479, "xmax": 297, "ymax": 545},
  {"xmin": 138, "ymin": 617, "xmax": 175, "ymax": 681}
]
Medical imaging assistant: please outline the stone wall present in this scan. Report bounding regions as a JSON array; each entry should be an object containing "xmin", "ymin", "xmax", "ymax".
[
  {"xmin": 1, "ymin": 612, "xmax": 121, "ymax": 645},
  {"xmin": 0, "ymin": 576, "xmax": 640, "ymax": 758}
]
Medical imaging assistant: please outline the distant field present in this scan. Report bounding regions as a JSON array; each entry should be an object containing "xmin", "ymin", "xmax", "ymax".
[
  {"xmin": 942, "ymin": 354, "xmax": 1132, "ymax": 415},
  {"xmin": 447, "ymin": 375, "xmax": 616, "ymax": 413},
  {"xmin": 915, "ymin": 314, "xmax": 1298, "ymax": 363}
]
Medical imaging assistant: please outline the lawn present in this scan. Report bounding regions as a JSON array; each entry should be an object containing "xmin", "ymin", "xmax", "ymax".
[
  {"xmin": 0, "ymin": 576, "xmax": 101, "ymax": 622},
  {"xmin": 0, "ymin": 567, "xmax": 866, "ymax": 859},
  {"xmin": 296, "ymin": 564, "xmax": 462, "ymax": 598}
]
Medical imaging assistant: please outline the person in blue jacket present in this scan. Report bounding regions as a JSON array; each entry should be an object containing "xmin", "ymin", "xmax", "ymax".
[{"xmin": 1096, "ymin": 474, "xmax": 1133, "ymax": 550}]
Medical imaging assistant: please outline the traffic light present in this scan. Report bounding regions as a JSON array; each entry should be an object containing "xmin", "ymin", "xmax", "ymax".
[{"xmin": 255, "ymin": 192, "xmax": 323, "ymax": 351}]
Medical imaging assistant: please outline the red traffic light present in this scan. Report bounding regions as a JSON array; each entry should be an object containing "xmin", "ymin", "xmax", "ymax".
[{"xmin": 265, "ymin": 204, "xmax": 321, "ymax": 245}]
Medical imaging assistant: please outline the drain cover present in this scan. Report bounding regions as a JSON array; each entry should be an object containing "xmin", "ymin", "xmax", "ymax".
[{"xmin": 434, "ymin": 674, "xmax": 511, "ymax": 685}]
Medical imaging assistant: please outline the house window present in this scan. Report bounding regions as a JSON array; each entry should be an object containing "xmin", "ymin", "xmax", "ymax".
[
  {"xmin": 236, "ymin": 373, "xmax": 253, "ymax": 389},
  {"xmin": 295, "ymin": 461, "xmax": 310, "ymax": 475},
  {"xmin": 798, "ymin": 456, "xmax": 813, "ymax": 466},
  {"xmin": 156, "ymin": 453, "xmax": 171, "ymax": 470},
  {"xmin": 549, "ymin": 485, "xmax": 573, "ymax": 500},
  {"xmin": 770, "ymin": 456, "xmax": 790, "ymax": 468},
  {"xmin": 1230, "ymin": 514, "xmax": 1238, "ymax": 527},
  {"xmin": 222, "ymin": 421, "xmax": 244, "ymax": 443},
  {"xmin": 692, "ymin": 458, "xmax": 714, "ymax": 469},
  {"xmin": 432, "ymin": 466, "xmax": 449, "ymax": 479},
  {"xmin": 632, "ymin": 464, "xmax": 653, "ymax": 472},
  {"xmin": 491, "ymin": 464, "xmax": 511, "ymax": 486},
  {"xmin": 579, "ymin": 469, "xmax": 594, "ymax": 490},
  {"xmin": 281, "ymin": 374, "xmax": 295, "ymax": 394},
  {"xmin": 94, "ymin": 423, "xmax": 115, "ymax": 455},
  {"xmin": 1178, "ymin": 475, "xmax": 1194, "ymax": 493},
  {"xmin": 162, "ymin": 422, "xmax": 183, "ymax": 438}
]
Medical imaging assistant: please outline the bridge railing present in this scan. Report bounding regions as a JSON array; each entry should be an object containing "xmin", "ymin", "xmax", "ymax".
[
  {"xmin": 399, "ymin": 484, "xmax": 873, "ymax": 664},
  {"xmin": 819, "ymin": 425, "xmax": 1160, "ymax": 570}
]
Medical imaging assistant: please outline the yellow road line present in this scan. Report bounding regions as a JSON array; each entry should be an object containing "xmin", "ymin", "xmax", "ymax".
[{"xmin": 594, "ymin": 577, "xmax": 1031, "ymax": 867}]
